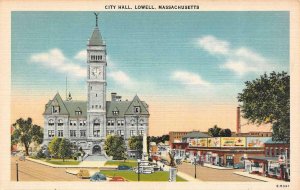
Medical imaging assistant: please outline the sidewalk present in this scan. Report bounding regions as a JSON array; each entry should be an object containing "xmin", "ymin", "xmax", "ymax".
[
  {"xmin": 26, "ymin": 157, "xmax": 116, "ymax": 169},
  {"xmin": 156, "ymin": 161, "xmax": 202, "ymax": 182},
  {"xmin": 203, "ymin": 163, "xmax": 233, "ymax": 170},
  {"xmin": 234, "ymin": 171, "xmax": 289, "ymax": 182}
]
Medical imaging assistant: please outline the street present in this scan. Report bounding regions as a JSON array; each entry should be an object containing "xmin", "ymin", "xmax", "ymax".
[
  {"xmin": 11, "ymin": 157, "xmax": 88, "ymax": 181},
  {"xmin": 177, "ymin": 163, "xmax": 261, "ymax": 182}
]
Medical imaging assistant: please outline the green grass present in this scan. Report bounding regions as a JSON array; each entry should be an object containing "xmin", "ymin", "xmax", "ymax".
[
  {"xmin": 42, "ymin": 158, "xmax": 80, "ymax": 165},
  {"xmin": 100, "ymin": 170, "xmax": 187, "ymax": 182},
  {"xmin": 104, "ymin": 160, "xmax": 138, "ymax": 167}
]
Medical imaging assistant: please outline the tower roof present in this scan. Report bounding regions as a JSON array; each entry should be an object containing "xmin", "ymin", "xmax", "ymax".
[{"xmin": 88, "ymin": 27, "xmax": 103, "ymax": 46}]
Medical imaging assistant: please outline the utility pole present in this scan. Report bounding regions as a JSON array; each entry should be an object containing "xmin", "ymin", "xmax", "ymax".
[
  {"xmin": 194, "ymin": 157, "xmax": 197, "ymax": 179},
  {"xmin": 138, "ymin": 161, "xmax": 140, "ymax": 182},
  {"xmin": 16, "ymin": 161, "xmax": 19, "ymax": 181}
]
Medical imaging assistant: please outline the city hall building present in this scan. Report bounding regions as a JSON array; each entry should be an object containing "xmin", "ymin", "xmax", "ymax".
[{"xmin": 42, "ymin": 17, "xmax": 149, "ymax": 156}]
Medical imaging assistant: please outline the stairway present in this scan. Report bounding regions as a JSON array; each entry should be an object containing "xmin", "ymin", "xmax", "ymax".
[{"xmin": 79, "ymin": 154, "xmax": 108, "ymax": 167}]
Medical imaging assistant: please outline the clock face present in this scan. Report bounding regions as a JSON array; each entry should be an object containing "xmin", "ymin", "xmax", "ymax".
[{"xmin": 91, "ymin": 67, "xmax": 101, "ymax": 78}]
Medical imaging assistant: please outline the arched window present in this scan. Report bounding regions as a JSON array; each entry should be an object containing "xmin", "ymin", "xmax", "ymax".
[
  {"xmin": 58, "ymin": 119, "xmax": 63, "ymax": 126},
  {"xmin": 48, "ymin": 119, "xmax": 54, "ymax": 126},
  {"xmin": 94, "ymin": 119, "xmax": 100, "ymax": 126},
  {"xmin": 139, "ymin": 119, "xmax": 144, "ymax": 126},
  {"xmin": 131, "ymin": 119, "xmax": 135, "ymax": 126}
]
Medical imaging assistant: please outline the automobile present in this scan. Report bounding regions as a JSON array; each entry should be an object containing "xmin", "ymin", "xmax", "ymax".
[
  {"xmin": 90, "ymin": 172, "xmax": 107, "ymax": 182},
  {"xmin": 233, "ymin": 163, "xmax": 245, "ymax": 169},
  {"xmin": 109, "ymin": 176, "xmax": 126, "ymax": 182},
  {"xmin": 118, "ymin": 165, "xmax": 132, "ymax": 170},
  {"xmin": 77, "ymin": 169, "xmax": 90, "ymax": 179}
]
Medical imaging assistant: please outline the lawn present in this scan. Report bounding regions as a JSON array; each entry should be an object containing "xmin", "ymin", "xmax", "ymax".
[
  {"xmin": 100, "ymin": 170, "xmax": 187, "ymax": 182},
  {"xmin": 105, "ymin": 160, "xmax": 138, "ymax": 167},
  {"xmin": 43, "ymin": 158, "xmax": 80, "ymax": 165}
]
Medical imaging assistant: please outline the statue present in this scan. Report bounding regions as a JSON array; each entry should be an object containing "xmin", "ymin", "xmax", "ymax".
[{"xmin": 168, "ymin": 151, "xmax": 176, "ymax": 167}]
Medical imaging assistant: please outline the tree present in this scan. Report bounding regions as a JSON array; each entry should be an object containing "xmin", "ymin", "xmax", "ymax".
[
  {"xmin": 238, "ymin": 71, "xmax": 290, "ymax": 142},
  {"xmin": 48, "ymin": 137, "xmax": 62, "ymax": 158},
  {"xmin": 208, "ymin": 125, "xmax": 222, "ymax": 137},
  {"xmin": 104, "ymin": 135, "xmax": 127, "ymax": 160},
  {"xmin": 58, "ymin": 138, "xmax": 72, "ymax": 161},
  {"xmin": 128, "ymin": 136, "xmax": 143, "ymax": 158},
  {"xmin": 11, "ymin": 117, "xmax": 43, "ymax": 156},
  {"xmin": 219, "ymin": 129, "xmax": 232, "ymax": 137}
]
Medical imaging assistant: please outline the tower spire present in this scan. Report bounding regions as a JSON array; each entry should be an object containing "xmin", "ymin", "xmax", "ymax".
[{"xmin": 94, "ymin": 12, "xmax": 99, "ymax": 27}]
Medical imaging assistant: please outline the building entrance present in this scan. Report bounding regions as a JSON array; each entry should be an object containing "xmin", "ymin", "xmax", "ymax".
[{"xmin": 92, "ymin": 145, "xmax": 101, "ymax": 154}]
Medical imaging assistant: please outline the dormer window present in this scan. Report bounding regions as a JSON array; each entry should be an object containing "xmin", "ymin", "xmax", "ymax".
[
  {"xmin": 112, "ymin": 111, "xmax": 119, "ymax": 116},
  {"xmin": 75, "ymin": 107, "xmax": 82, "ymax": 115},
  {"xmin": 134, "ymin": 106, "xmax": 140, "ymax": 114},
  {"xmin": 52, "ymin": 106, "xmax": 60, "ymax": 114}
]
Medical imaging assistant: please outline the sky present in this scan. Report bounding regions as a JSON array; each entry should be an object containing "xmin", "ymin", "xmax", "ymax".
[{"xmin": 11, "ymin": 11, "xmax": 289, "ymax": 135}]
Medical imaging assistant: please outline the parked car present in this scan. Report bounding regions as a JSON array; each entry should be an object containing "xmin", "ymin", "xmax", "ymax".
[
  {"xmin": 234, "ymin": 163, "xmax": 245, "ymax": 169},
  {"xmin": 109, "ymin": 176, "xmax": 126, "ymax": 182},
  {"xmin": 118, "ymin": 165, "xmax": 132, "ymax": 170},
  {"xmin": 77, "ymin": 169, "xmax": 90, "ymax": 179},
  {"xmin": 90, "ymin": 172, "xmax": 107, "ymax": 182}
]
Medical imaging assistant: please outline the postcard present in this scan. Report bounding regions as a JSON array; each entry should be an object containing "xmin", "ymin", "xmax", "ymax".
[{"xmin": 0, "ymin": 0, "xmax": 299, "ymax": 190}]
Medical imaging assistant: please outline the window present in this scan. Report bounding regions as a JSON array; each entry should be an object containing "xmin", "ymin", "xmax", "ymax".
[
  {"xmin": 134, "ymin": 106, "xmax": 140, "ymax": 113},
  {"xmin": 107, "ymin": 120, "xmax": 115, "ymax": 126},
  {"xmin": 139, "ymin": 119, "xmax": 144, "ymax": 126},
  {"xmin": 75, "ymin": 110, "xmax": 82, "ymax": 115},
  {"xmin": 117, "ymin": 130, "xmax": 124, "ymax": 136},
  {"xmin": 131, "ymin": 119, "xmax": 135, "ymax": 126},
  {"xmin": 70, "ymin": 120, "xmax": 77, "ymax": 126},
  {"xmin": 117, "ymin": 120, "xmax": 124, "ymax": 126},
  {"xmin": 79, "ymin": 120, "xmax": 86, "ymax": 126},
  {"xmin": 107, "ymin": 130, "xmax": 114, "ymax": 135},
  {"xmin": 48, "ymin": 119, "xmax": 54, "ymax": 126},
  {"xmin": 80, "ymin": 130, "xmax": 86, "ymax": 137},
  {"xmin": 94, "ymin": 119, "xmax": 100, "ymax": 126},
  {"xmin": 112, "ymin": 111, "xmax": 119, "ymax": 115},
  {"xmin": 48, "ymin": 130, "xmax": 54, "ymax": 137},
  {"xmin": 58, "ymin": 119, "xmax": 63, "ymax": 126},
  {"xmin": 58, "ymin": 130, "xmax": 63, "ymax": 137},
  {"xmin": 70, "ymin": 130, "xmax": 76, "ymax": 137},
  {"xmin": 93, "ymin": 130, "xmax": 100, "ymax": 137},
  {"xmin": 52, "ymin": 106, "xmax": 60, "ymax": 114},
  {"xmin": 138, "ymin": 130, "xmax": 144, "ymax": 136},
  {"xmin": 130, "ymin": 130, "xmax": 136, "ymax": 137}
]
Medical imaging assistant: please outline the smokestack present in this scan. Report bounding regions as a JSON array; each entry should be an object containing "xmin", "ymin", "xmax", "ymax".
[
  {"xmin": 236, "ymin": 106, "xmax": 241, "ymax": 134},
  {"xmin": 111, "ymin": 93, "xmax": 117, "ymax": 101}
]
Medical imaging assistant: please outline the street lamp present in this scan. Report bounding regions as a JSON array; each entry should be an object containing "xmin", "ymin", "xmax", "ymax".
[
  {"xmin": 16, "ymin": 161, "xmax": 19, "ymax": 182},
  {"xmin": 194, "ymin": 157, "xmax": 197, "ymax": 179}
]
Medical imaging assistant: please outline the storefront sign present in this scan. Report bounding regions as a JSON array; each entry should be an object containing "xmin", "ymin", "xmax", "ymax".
[
  {"xmin": 197, "ymin": 138, "xmax": 207, "ymax": 147},
  {"xmin": 207, "ymin": 137, "xmax": 221, "ymax": 147},
  {"xmin": 246, "ymin": 137, "xmax": 271, "ymax": 147},
  {"xmin": 188, "ymin": 139, "xmax": 197, "ymax": 147},
  {"xmin": 221, "ymin": 137, "xmax": 246, "ymax": 147}
]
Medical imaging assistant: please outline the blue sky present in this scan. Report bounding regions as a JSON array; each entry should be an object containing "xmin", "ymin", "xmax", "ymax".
[
  {"xmin": 12, "ymin": 11, "xmax": 289, "ymax": 104},
  {"xmin": 11, "ymin": 11, "xmax": 289, "ymax": 134}
]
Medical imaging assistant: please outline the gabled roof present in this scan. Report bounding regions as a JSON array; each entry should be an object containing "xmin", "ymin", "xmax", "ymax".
[
  {"xmin": 43, "ymin": 93, "xmax": 69, "ymax": 115},
  {"xmin": 88, "ymin": 27, "xmax": 103, "ymax": 46},
  {"xmin": 124, "ymin": 95, "xmax": 149, "ymax": 115},
  {"xmin": 44, "ymin": 93, "xmax": 87, "ymax": 117},
  {"xmin": 182, "ymin": 131, "xmax": 210, "ymax": 138}
]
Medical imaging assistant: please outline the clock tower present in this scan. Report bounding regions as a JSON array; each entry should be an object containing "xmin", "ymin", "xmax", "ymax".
[{"xmin": 87, "ymin": 14, "xmax": 107, "ymax": 141}]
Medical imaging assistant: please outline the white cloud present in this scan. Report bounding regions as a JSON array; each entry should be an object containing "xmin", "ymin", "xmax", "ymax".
[
  {"xmin": 74, "ymin": 50, "xmax": 86, "ymax": 61},
  {"xmin": 196, "ymin": 35, "xmax": 277, "ymax": 76},
  {"xmin": 108, "ymin": 70, "xmax": 136, "ymax": 89},
  {"xmin": 197, "ymin": 35, "xmax": 230, "ymax": 55},
  {"xmin": 29, "ymin": 49, "xmax": 86, "ymax": 78},
  {"xmin": 171, "ymin": 71, "xmax": 210, "ymax": 87}
]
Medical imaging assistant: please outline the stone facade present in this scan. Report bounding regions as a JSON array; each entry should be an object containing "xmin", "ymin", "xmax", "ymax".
[{"xmin": 43, "ymin": 21, "xmax": 149, "ymax": 156}]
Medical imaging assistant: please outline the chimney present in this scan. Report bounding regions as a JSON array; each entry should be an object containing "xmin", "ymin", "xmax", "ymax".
[
  {"xmin": 236, "ymin": 106, "xmax": 241, "ymax": 134},
  {"xmin": 111, "ymin": 92, "xmax": 117, "ymax": 101}
]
